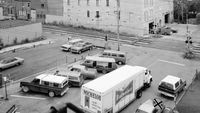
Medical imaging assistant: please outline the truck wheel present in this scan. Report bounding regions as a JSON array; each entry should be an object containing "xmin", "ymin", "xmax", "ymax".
[
  {"xmin": 136, "ymin": 90, "xmax": 142, "ymax": 99},
  {"xmin": 49, "ymin": 91, "xmax": 55, "ymax": 97},
  {"xmin": 22, "ymin": 86, "xmax": 29, "ymax": 93}
]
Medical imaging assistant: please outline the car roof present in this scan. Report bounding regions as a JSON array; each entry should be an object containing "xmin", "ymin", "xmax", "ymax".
[
  {"xmin": 36, "ymin": 74, "xmax": 68, "ymax": 84},
  {"xmin": 103, "ymin": 50, "xmax": 126, "ymax": 55},
  {"xmin": 69, "ymin": 39, "xmax": 82, "ymax": 43},
  {"xmin": 72, "ymin": 65, "xmax": 85, "ymax": 69},
  {"xmin": 85, "ymin": 56, "xmax": 116, "ymax": 62},
  {"xmin": 138, "ymin": 99, "xmax": 155, "ymax": 112},
  {"xmin": 161, "ymin": 75, "xmax": 180, "ymax": 84}
]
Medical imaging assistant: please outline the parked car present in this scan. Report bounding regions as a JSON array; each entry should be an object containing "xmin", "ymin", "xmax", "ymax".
[
  {"xmin": 100, "ymin": 49, "xmax": 126, "ymax": 65},
  {"xmin": 68, "ymin": 64, "xmax": 97, "ymax": 79},
  {"xmin": 135, "ymin": 98, "xmax": 178, "ymax": 113},
  {"xmin": 158, "ymin": 75, "xmax": 186, "ymax": 100},
  {"xmin": 135, "ymin": 99, "xmax": 165, "ymax": 113},
  {"xmin": 81, "ymin": 56, "xmax": 118, "ymax": 74},
  {"xmin": 61, "ymin": 39, "xmax": 83, "ymax": 51},
  {"xmin": 70, "ymin": 41, "xmax": 94, "ymax": 54},
  {"xmin": 0, "ymin": 57, "xmax": 24, "ymax": 71},
  {"xmin": 53, "ymin": 68, "xmax": 84, "ymax": 87},
  {"xmin": 20, "ymin": 74, "xmax": 70, "ymax": 97}
]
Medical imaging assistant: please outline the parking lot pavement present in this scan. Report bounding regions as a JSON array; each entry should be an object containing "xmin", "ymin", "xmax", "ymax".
[{"xmin": 0, "ymin": 42, "xmax": 199, "ymax": 113}]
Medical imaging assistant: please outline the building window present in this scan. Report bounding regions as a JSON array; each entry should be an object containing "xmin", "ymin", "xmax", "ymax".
[
  {"xmin": 96, "ymin": 11, "xmax": 100, "ymax": 18},
  {"xmin": 106, "ymin": 0, "xmax": 109, "ymax": 6},
  {"xmin": 96, "ymin": 0, "xmax": 99, "ymax": 6},
  {"xmin": 87, "ymin": 0, "xmax": 89, "ymax": 6},
  {"xmin": 68, "ymin": 0, "xmax": 70, "ymax": 5},
  {"xmin": 78, "ymin": 0, "xmax": 80, "ymax": 6},
  {"xmin": 87, "ymin": 10, "xmax": 90, "ymax": 17},
  {"xmin": 41, "ymin": 4, "xmax": 44, "ymax": 8}
]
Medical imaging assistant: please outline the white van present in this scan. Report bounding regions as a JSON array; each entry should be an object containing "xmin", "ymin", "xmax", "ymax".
[
  {"xmin": 81, "ymin": 56, "xmax": 117, "ymax": 74},
  {"xmin": 61, "ymin": 39, "xmax": 83, "ymax": 51},
  {"xmin": 101, "ymin": 50, "xmax": 126, "ymax": 65}
]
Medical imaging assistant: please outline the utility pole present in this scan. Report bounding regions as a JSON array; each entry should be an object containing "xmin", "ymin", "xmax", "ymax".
[{"xmin": 116, "ymin": 0, "xmax": 120, "ymax": 51}]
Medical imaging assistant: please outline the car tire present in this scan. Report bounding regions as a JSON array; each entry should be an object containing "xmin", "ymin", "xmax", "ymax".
[
  {"xmin": 78, "ymin": 51, "xmax": 82, "ymax": 54},
  {"xmin": 102, "ymin": 70, "xmax": 107, "ymax": 74},
  {"xmin": 22, "ymin": 86, "xmax": 29, "ymax": 93},
  {"xmin": 49, "ymin": 91, "xmax": 55, "ymax": 97},
  {"xmin": 136, "ymin": 90, "xmax": 142, "ymax": 99},
  {"xmin": 118, "ymin": 61, "xmax": 123, "ymax": 65}
]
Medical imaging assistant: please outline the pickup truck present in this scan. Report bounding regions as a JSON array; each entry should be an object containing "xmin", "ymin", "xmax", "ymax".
[
  {"xmin": 158, "ymin": 75, "xmax": 186, "ymax": 100},
  {"xmin": 20, "ymin": 74, "xmax": 69, "ymax": 97},
  {"xmin": 70, "ymin": 42, "xmax": 94, "ymax": 54}
]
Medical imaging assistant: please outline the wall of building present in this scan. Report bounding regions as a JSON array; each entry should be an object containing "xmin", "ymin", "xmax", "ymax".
[
  {"xmin": 46, "ymin": 0, "xmax": 173, "ymax": 36},
  {"xmin": 47, "ymin": 0, "xmax": 63, "ymax": 16},
  {"xmin": 0, "ymin": 22, "xmax": 42, "ymax": 45}
]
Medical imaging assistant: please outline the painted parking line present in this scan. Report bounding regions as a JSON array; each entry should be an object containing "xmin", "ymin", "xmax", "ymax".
[
  {"xmin": 10, "ymin": 95, "xmax": 46, "ymax": 100},
  {"xmin": 158, "ymin": 59, "xmax": 185, "ymax": 66}
]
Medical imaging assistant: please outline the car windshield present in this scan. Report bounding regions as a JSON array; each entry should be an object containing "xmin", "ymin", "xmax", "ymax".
[
  {"xmin": 0, "ymin": 58, "xmax": 16, "ymax": 64},
  {"xmin": 71, "ymin": 68, "xmax": 81, "ymax": 72},
  {"xmin": 160, "ymin": 82, "xmax": 173, "ymax": 90}
]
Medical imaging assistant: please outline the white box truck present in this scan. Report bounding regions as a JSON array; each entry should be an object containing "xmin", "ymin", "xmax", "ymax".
[{"xmin": 81, "ymin": 65, "xmax": 152, "ymax": 113}]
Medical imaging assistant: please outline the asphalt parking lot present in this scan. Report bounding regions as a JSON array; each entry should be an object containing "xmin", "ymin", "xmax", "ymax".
[{"xmin": 0, "ymin": 40, "xmax": 199, "ymax": 113}]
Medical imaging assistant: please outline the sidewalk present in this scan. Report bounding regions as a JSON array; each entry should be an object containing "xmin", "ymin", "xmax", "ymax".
[{"xmin": 0, "ymin": 39, "xmax": 54, "ymax": 54}]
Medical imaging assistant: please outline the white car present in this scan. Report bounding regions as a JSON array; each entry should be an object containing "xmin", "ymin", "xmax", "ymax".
[
  {"xmin": 0, "ymin": 57, "xmax": 24, "ymax": 71},
  {"xmin": 61, "ymin": 39, "xmax": 83, "ymax": 51}
]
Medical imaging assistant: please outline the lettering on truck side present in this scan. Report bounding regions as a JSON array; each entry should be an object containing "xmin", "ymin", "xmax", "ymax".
[
  {"xmin": 83, "ymin": 90, "xmax": 101, "ymax": 101},
  {"xmin": 115, "ymin": 81, "xmax": 133, "ymax": 105}
]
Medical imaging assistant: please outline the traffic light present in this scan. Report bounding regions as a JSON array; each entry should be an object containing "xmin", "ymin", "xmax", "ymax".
[{"xmin": 105, "ymin": 35, "xmax": 108, "ymax": 41}]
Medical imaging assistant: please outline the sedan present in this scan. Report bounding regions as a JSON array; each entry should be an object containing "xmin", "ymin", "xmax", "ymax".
[{"xmin": 0, "ymin": 57, "xmax": 24, "ymax": 71}]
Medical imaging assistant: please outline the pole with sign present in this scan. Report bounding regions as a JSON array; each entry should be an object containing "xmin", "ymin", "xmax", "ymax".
[{"xmin": 3, "ymin": 76, "xmax": 8, "ymax": 100}]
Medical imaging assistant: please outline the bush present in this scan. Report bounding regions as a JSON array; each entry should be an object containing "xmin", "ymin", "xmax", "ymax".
[
  {"xmin": 196, "ymin": 13, "xmax": 200, "ymax": 24},
  {"xmin": 13, "ymin": 37, "xmax": 18, "ymax": 44},
  {"xmin": 21, "ymin": 38, "xmax": 30, "ymax": 44}
]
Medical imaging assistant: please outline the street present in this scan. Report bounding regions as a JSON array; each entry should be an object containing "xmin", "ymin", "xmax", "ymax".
[{"xmin": 0, "ymin": 27, "xmax": 199, "ymax": 113}]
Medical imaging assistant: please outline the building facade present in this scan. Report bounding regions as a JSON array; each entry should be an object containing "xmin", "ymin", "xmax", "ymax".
[
  {"xmin": 30, "ymin": 0, "xmax": 48, "ymax": 23},
  {"xmin": 45, "ymin": 0, "xmax": 173, "ymax": 36}
]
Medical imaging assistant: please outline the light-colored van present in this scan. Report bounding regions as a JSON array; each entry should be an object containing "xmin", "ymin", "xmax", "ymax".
[
  {"xmin": 101, "ymin": 50, "xmax": 126, "ymax": 65},
  {"xmin": 61, "ymin": 39, "xmax": 83, "ymax": 51},
  {"xmin": 81, "ymin": 56, "xmax": 117, "ymax": 74}
]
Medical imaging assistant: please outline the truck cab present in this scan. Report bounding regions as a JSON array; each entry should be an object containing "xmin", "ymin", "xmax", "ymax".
[{"xmin": 158, "ymin": 75, "xmax": 186, "ymax": 100}]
